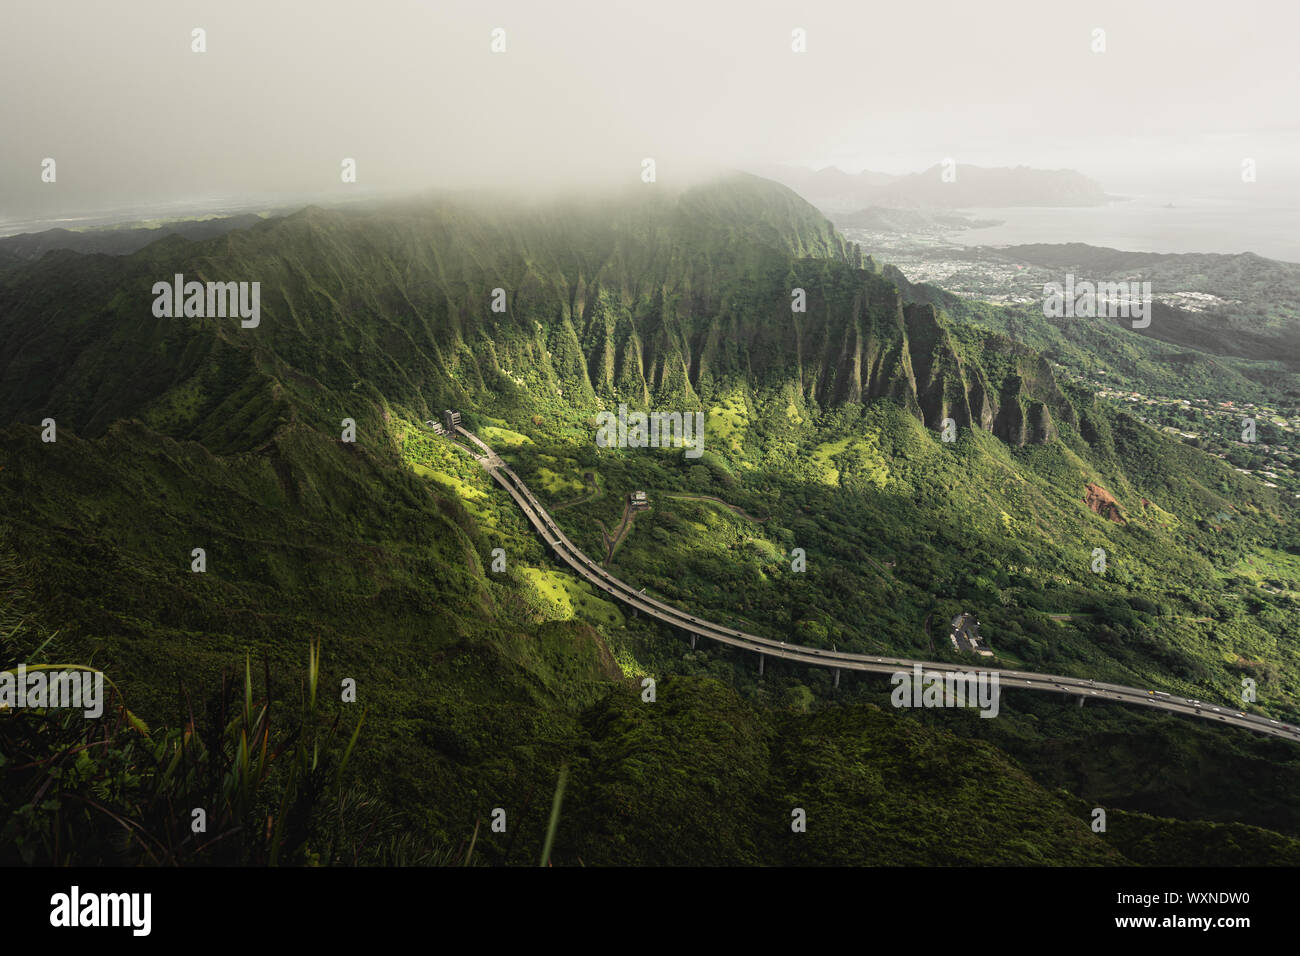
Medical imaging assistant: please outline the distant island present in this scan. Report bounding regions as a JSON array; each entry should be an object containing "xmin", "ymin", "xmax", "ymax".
[
  {"xmin": 754, "ymin": 162, "xmax": 1111, "ymax": 212},
  {"xmin": 829, "ymin": 207, "xmax": 1004, "ymax": 233}
]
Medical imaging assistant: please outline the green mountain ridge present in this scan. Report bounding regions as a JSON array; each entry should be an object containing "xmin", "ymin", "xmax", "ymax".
[{"xmin": 0, "ymin": 175, "xmax": 1076, "ymax": 451}]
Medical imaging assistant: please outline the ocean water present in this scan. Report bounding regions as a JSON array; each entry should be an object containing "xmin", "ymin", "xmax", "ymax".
[{"xmin": 954, "ymin": 196, "xmax": 1300, "ymax": 264}]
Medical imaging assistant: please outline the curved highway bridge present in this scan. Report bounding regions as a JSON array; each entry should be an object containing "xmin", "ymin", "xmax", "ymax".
[{"xmin": 452, "ymin": 424, "xmax": 1300, "ymax": 743}]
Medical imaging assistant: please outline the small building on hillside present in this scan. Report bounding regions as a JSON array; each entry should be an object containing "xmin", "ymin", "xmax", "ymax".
[
  {"xmin": 443, "ymin": 409, "xmax": 461, "ymax": 432},
  {"xmin": 950, "ymin": 612, "xmax": 994, "ymax": 657},
  {"xmin": 630, "ymin": 490, "xmax": 649, "ymax": 510}
]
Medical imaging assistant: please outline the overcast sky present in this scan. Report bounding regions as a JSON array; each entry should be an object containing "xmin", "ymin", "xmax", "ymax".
[{"xmin": 3, "ymin": 0, "xmax": 1298, "ymax": 222}]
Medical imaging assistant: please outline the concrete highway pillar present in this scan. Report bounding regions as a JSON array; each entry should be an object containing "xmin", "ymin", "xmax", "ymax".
[
  {"xmin": 834, "ymin": 669, "xmax": 841, "ymax": 689},
  {"xmin": 691, "ymin": 634, "xmax": 696, "ymax": 650},
  {"xmin": 1078, "ymin": 696, "xmax": 1085, "ymax": 708},
  {"xmin": 758, "ymin": 654, "xmax": 764, "ymax": 676}
]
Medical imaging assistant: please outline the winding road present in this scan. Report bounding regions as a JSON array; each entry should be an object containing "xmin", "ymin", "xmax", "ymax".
[{"xmin": 452, "ymin": 424, "xmax": 1300, "ymax": 743}]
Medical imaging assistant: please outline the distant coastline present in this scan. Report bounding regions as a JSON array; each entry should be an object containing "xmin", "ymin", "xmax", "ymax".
[{"xmin": 950, "ymin": 195, "xmax": 1300, "ymax": 264}]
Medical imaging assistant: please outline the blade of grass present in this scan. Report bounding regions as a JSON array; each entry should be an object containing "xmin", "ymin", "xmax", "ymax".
[
  {"xmin": 335, "ymin": 707, "xmax": 367, "ymax": 787},
  {"xmin": 539, "ymin": 764, "xmax": 568, "ymax": 867},
  {"xmin": 464, "ymin": 817, "xmax": 480, "ymax": 867}
]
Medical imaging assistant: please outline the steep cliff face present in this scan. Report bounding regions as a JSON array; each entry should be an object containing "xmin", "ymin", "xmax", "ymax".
[
  {"xmin": 0, "ymin": 173, "xmax": 1073, "ymax": 448},
  {"xmin": 886, "ymin": 302, "xmax": 1073, "ymax": 444},
  {"xmin": 516, "ymin": 254, "xmax": 1071, "ymax": 446}
]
